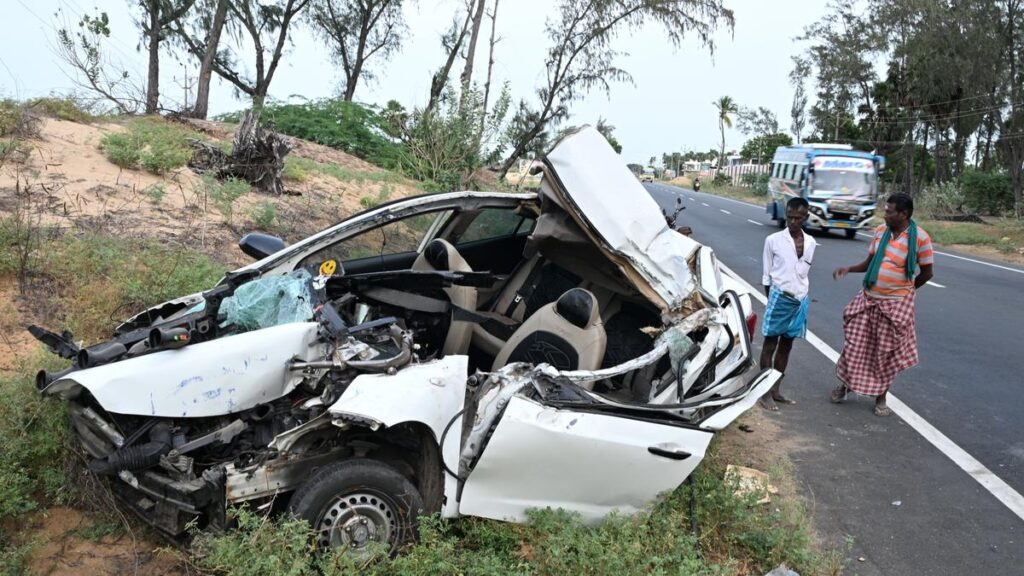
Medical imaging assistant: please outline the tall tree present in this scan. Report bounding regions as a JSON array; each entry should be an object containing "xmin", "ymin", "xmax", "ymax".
[
  {"xmin": 426, "ymin": 4, "xmax": 473, "ymax": 114},
  {"xmin": 479, "ymin": 0, "xmax": 501, "ymax": 135},
  {"xmin": 460, "ymin": 0, "xmax": 487, "ymax": 88},
  {"xmin": 499, "ymin": 0, "xmax": 734, "ymax": 176},
  {"xmin": 136, "ymin": 0, "xmax": 198, "ymax": 113},
  {"xmin": 310, "ymin": 0, "xmax": 407, "ymax": 102},
  {"xmin": 175, "ymin": 0, "xmax": 309, "ymax": 108},
  {"xmin": 789, "ymin": 56, "xmax": 809, "ymax": 144},
  {"xmin": 171, "ymin": 0, "xmax": 233, "ymax": 118},
  {"xmin": 713, "ymin": 95, "xmax": 738, "ymax": 165},
  {"xmin": 736, "ymin": 105, "xmax": 778, "ymax": 162}
]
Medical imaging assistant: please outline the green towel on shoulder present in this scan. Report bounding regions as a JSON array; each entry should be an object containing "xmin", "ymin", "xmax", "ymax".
[{"xmin": 864, "ymin": 219, "xmax": 918, "ymax": 290}]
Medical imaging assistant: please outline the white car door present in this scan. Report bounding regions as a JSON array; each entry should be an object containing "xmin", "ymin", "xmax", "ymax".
[
  {"xmin": 457, "ymin": 368, "xmax": 780, "ymax": 524},
  {"xmin": 458, "ymin": 395, "xmax": 714, "ymax": 524}
]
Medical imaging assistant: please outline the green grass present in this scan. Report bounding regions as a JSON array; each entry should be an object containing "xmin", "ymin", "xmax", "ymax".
[
  {"xmin": 100, "ymin": 117, "xmax": 202, "ymax": 174},
  {"xmin": 27, "ymin": 96, "xmax": 95, "ymax": 124},
  {"xmin": 249, "ymin": 200, "xmax": 277, "ymax": 230},
  {"xmin": 193, "ymin": 446, "xmax": 839, "ymax": 576},
  {"xmin": 920, "ymin": 218, "xmax": 1024, "ymax": 254},
  {"xmin": 284, "ymin": 155, "xmax": 405, "ymax": 185},
  {"xmin": 142, "ymin": 184, "xmax": 166, "ymax": 204},
  {"xmin": 199, "ymin": 175, "xmax": 251, "ymax": 225}
]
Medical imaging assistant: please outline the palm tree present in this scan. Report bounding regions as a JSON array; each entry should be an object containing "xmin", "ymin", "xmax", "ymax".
[{"xmin": 713, "ymin": 96, "xmax": 738, "ymax": 169}]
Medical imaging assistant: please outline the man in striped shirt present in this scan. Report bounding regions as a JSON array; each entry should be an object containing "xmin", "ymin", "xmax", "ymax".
[{"xmin": 830, "ymin": 193, "xmax": 934, "ymax": 416}]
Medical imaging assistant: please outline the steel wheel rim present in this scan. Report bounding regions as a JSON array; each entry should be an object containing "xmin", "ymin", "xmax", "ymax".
[{"xmin": 314, "ymin": 490, "xmax": 397, "ymax": 552}]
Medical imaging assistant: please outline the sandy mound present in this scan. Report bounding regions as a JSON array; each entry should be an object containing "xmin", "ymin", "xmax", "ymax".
[{"xmin": 0, "ymin": 117, "xmax": 423, "ymax": 269}]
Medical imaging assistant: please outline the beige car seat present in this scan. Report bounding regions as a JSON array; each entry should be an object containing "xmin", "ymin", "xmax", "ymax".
[
  {"xmin": 492, "ymin": 288, "xmax": 607, "ymax": 384},
  {"xmin": 412, "ymin": 239, "xmax": 477, "ymax": 355}
]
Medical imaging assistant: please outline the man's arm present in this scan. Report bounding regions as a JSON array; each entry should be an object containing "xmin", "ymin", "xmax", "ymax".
[
  {"xmin": 833, "ymin": 255, "xmax": 873, "ymax": 280},
  {"xmin": 914, "ymin": 263, "xmax": 933, "ymax": 289},
  {"xmin": 762, "ymin": 236, "xmax": 773, "ymax": 296}
]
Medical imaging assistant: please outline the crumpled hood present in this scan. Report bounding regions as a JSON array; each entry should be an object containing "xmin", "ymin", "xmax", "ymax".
[{"xmin": 542, "ymin": 126, "xmax": 700, "ymax": 313}]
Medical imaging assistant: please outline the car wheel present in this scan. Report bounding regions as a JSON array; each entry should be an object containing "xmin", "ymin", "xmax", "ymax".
[
  {"xmin": 845, "ymin": 228, "xmax": 857, "ymax": 239},
  {"xmin": 289, "ymin": 459, "xmax": 424, "ymax": 555}
]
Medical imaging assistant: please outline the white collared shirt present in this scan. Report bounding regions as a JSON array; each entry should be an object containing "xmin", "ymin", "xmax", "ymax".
[{"xmin": 761, "ymin": 229, "xmax": 816, "ymax": 300}]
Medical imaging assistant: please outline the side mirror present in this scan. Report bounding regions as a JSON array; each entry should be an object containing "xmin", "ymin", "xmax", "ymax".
[{"xmin": 238, "ymin": 232, "xmax": 287, "ymax": 261}]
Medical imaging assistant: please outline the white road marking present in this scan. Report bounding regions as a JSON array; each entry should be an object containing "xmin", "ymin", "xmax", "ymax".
[
  {"xmin": 701, "ymin": 202, "xmax": 710, "ymax": 207},
  {"xmin": 720, "ymin": 209, "xmax": 732, "ymax": 215},
  {"xmin": 932, "ymin": 250, "xmax": 1024, "ymax": 275},
  {"xmin": 718, "ymin": 260, "xmax": 1024, "ymax": 522},
  {"xmin": 747, "ymin": 219, "xmax": 764, "ymax": 227},
  {"xmin": 927, "ymin": 281, "xmax": 946, "ymax": 288},
  {"xmin": 688, "ymin": 197, "xmax": 695, "ymax": 201}
]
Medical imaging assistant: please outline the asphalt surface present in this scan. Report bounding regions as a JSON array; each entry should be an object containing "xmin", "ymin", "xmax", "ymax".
[{"xmin": 644, "ymin": 182, "xmax": 1024, "ymax": 575}]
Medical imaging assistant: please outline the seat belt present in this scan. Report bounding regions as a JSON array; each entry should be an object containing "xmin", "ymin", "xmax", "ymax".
[
  {"xmin": 504, "ymin": 258, "xmax": 546, "ymax": 318},
  {"xmin": 363, "ymin": 287, "xmax": 517, "ymax": 326}
]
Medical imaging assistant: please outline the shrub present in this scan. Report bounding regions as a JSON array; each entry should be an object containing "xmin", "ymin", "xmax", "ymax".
[
  {"xmin": 961, "ymin": 169, "xmax": 1013, "ymax": 215},
  {"xmin": 143, "ymin": 184, "xmax": 166, "ymax": 204},
  {"xmin": 0, "ymin": 99, "xmax": 42, "ymax": 139},
  {"xmin": 200, "ymin": 175, "xmax": 251, "ymax": 224},
  {"xmin": 713, "ymin": 171, "xmax": 731, "ymax": 186},
  {"xmin": 217, "ymin": 99, "xmax": 406, "ymax": 171},
  {"xmin": 249, "ymin": 200, "xmax": 276, "ymax": 230},
  {"xmin": 28, "ymin": 96, "xmax": 94, "ymax": 123},
  {"xmin": 740, "ymin": 172, "xmax": 770, "ymax": 196},
  {"xmin": 916, "ymin": 181, "xmax": 965, "ymax": 217},
  {"xmin": 282, "ymin": 156, "xmax": 310, "ymax": 182},
  {"xmin": 100, "ymin": 117, "xmax": 199, "ymax": 174}
]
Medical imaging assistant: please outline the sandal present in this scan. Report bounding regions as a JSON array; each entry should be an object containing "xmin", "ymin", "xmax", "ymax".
[
  {"xmin": 874, "ymin": 404, "xmax": 891, "ymax": 417},
  {"xmin": 830, "ymin": 385, "xmax": 847, "ymax": 404}
]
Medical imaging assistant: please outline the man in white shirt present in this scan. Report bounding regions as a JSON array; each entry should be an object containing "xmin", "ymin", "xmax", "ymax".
[{"xmin": 759, "ymin": 197, "xmax": 816, "ymax": 411}]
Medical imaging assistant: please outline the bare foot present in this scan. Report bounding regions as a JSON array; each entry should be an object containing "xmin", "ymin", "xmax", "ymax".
[
  {"xmin": 759, "ymin": 395, "xmax": 779, "ymax": 411},
  {"xmin": 771, "ymin": 392, "xmax": 797, "ymax": 405},
  {"xmin": 830, "ymin": 385, "xmax": 847, "ymax": 404},
  {"xmin": 874, "ymin": 403, "xmax": 892, "ymax": 417}
]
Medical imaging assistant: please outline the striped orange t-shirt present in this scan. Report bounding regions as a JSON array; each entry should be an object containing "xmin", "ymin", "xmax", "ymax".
[{"xmin": 867, "ymin": 224, "xmax": 934, "ymax": 298}]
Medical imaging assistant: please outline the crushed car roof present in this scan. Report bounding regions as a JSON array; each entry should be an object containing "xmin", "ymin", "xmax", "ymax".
[{"xmin": 541, "ymin": 126, "xmax": 700, "ymax": 313}]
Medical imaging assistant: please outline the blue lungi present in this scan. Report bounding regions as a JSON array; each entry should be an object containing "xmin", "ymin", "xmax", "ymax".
[{"xmin": 762, "ymin": 288, "xmax": 809, "ymax": 339}]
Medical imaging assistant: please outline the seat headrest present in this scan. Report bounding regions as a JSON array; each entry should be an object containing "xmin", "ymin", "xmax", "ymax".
[
  {"xmin": 555, "ymin": 288, "xmax": 598, "ymax": 329},
  {"xmin": 424, "ymin": 239, "xmax": 451, "ymax": 271}
]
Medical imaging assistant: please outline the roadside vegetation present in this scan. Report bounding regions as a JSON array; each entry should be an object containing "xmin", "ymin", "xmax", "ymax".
[{"xmin": 100, "ymin": 116, "xmax": 204, "ymax": 174}]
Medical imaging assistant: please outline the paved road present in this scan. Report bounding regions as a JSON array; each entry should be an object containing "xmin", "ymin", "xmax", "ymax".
[{"xmin": 644, "ymin": 182, "xmax": 1024, "ymax": 575}]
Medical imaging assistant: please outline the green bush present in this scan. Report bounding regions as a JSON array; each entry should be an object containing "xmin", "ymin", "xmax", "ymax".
[
  {"xmin": 28, "ymin": 96, "xmax": 94, "ymax": 123},
  {"xmin": 143, "ymin": 184, "xmax": 166, "ymax": 204},
  {"xmin": 217, "ymin": 99, "xmax": 406, "ymax": 171},
  {"xmin": 100, "ymin": 118, "xmax": 199, "ymax": 174},
  {"xmin": 741, "ymin": 172, "xmax": 770, "ymax": 196},
  {"xmin": 199, "ymin": 175, "xmax": 250, "ymax": 224},
  {"xmin": 0, "ymin": 99, "xmax": 41, "ymax": 138},
  {"xmin": 249, "ymin": 200, "xmax": 276, "ymax": 230},
  {"xmin": 961, "ymin": 169, "xmax": 1013, "ymax": 215},
  {"xmin": 713, "ymin": 172, "xmax": 731, "ymax": 186},
  {"xmin": 917, "ymin": 182, "xmax": 966, "ymax": 217}
]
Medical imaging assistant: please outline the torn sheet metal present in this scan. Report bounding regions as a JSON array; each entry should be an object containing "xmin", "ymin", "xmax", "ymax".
[
  {"xmin": 46, "ymin": 322, "xmax": 324, "ymax": 418},
  {"xmin": 328, "ymin": 355, "xmax": 468, "ymax": 517},
  {"xmin": 543, "ymin": 126, "xmax": 700, "ymax": 312},
  {"xmin": 458, "ymin": 395, "xmax": 713, "ymax": 524}
]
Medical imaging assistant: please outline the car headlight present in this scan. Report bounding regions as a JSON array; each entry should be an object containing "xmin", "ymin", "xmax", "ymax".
[{"xmin": 809, "ymin": 206, "xmax": 826, "ymax": 218}]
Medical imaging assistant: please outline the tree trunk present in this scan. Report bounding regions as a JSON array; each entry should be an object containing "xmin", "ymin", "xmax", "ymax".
[
  {"xmin": 719, "ymin": 117, "xmax": 725, "ymax": 170},
  {"xmin": 498, "ymin": 122, "xmax": 543, "ymax": 177},
  {"xmin": 427, "ymin": 8, "xmax": 473, "ymax": 114},
  {"xmin": 146, "ymin": 0, "xmax": 161, "ymax": 114},
  {"xmin": 460, "ymin": 0, "xmax": 487, "ymax": 88},
  {"xmin": 192, "ymin": 0, "xmax": 230, "ymax": 119},
  {"xmin": 479, "ymin": 0, "xmax": 500, "ymax": 138}
]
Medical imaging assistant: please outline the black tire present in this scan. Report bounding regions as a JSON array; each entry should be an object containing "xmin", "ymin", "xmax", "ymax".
[
  {"xmin": 845, "ymin": 228, "xmax": 857, "ymax": 239},
  {"xmin": 288, "ymin": 459, "xmax": 424, "ymax": 555}
]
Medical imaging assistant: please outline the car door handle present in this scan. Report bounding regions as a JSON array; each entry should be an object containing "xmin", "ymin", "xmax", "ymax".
[{"xmin": 647, "ymin": 446, "xmax": 692, "ymax": 460}]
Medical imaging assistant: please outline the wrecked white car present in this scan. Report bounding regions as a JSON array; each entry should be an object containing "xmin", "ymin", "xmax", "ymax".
[{"xmin": 33, "ymin": 127, "xmax": 779, "ymax": 553}]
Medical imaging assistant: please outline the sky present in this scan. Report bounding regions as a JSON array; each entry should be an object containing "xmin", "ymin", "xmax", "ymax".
[{"xmin": 0, "ymin": 0, "xmax": 832, "ymax": 167}]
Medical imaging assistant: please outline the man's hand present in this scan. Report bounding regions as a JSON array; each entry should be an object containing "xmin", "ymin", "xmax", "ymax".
[{"xmin": 833, "ymin": 267, "xmax": 849, "ymax": 280}]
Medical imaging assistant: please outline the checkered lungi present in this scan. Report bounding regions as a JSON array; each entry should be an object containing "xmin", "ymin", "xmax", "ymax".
[{"xmin": 836, "ymin": 289, "xmax": 919, "ymax": 396}]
